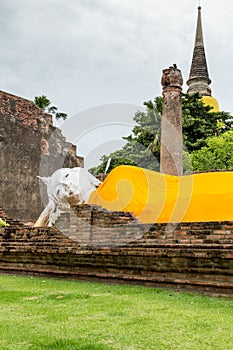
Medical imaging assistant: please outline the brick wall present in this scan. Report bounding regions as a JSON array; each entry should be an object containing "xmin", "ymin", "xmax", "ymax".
[
  {"xmin": 0, "ymin": 205, "xmax": 233, "ymax": 297},
  {"xmin": 0, "ymin": 90, "xmax": 83, "ymax": 221}
]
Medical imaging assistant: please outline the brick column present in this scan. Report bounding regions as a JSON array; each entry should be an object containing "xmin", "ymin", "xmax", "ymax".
[{"xmin": 160, "ymin": 66, "xmax": 183, "ymax": 176}]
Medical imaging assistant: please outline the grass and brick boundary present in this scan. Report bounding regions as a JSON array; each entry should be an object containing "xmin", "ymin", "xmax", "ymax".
[{"xmin": 0, "ymin": 204, "xmax": 233, "ymax": 297}]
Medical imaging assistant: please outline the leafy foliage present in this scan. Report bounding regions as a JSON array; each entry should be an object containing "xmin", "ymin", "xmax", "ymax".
[
  {"xmin": 182, "ymin": 93, "xmax": 232, "ymax": 152},
  {"xmin": 190, "ymin": 131, "xmax": 233, "ymax": 171},
  {"xmin": 90, "ymin": 93, "xmax": 233, "ymax": 174},
  {"xmin": 0, "ymin": 218, "xmax": 10, "ymax": 227},
  {"xmin": 33, "ymin": 95, "xmax": 68, "ymax": 120}
]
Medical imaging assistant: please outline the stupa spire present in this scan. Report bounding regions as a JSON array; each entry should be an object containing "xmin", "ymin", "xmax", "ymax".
[{"xmin": 187, "ymin": 6, "xmax": 212, "ymax": 96}]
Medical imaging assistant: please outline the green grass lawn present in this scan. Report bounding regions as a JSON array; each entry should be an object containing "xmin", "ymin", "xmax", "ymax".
[{"xmin": 0, "ymin": 275, "xmax": 233, "ymax": 350}]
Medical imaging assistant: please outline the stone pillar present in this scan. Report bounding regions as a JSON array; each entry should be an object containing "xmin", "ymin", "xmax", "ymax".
[{"xmin": 160, "ymin": 66, "xmax": 183, "ymax": 176}]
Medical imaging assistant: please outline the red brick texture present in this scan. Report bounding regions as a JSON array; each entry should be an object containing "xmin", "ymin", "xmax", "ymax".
[
  {"xmin": 0, "ymin": 90, "xmax": 83, "ymax": 221},
  {"xmin": 0, "ymin": 204, "xmax": 233, "ymax": 297}
]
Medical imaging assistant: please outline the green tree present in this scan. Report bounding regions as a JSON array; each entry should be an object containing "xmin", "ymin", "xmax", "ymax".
[
  {"xmin": 182, "ymin": 93, "xmax": 232, "ymax": 152},
  {"xmin": 33, "ymin": 95, "xmax": 68, "ymax": 120},
  {"xmin": 190, "ymin": 130, "xmax": 233, "ymax": 171},
  {"xmin": 90, "ymin": 93, "xmax": 233, "ymax": 174}
]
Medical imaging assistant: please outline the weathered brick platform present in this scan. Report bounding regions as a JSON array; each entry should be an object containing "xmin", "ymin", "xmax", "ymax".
[{"xmin": 0, "ymin": 205, "xmax": 233, "ymax": 297}]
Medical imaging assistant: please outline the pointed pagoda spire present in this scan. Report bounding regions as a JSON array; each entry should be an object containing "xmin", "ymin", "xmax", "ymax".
[{"xmin": 187, "ymin": 6, "xmax": 212, "ymax": 96}]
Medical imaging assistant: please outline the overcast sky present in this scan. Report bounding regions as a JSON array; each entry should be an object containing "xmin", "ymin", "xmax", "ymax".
[{"xmin": 1, "ymin": 0, "xmax": 233, "ymax": 168}]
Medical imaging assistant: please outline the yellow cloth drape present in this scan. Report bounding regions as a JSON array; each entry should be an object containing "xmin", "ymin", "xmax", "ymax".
[{"xmin": 89, "ymin": 165, "xmax": 233, "ymax": 223}]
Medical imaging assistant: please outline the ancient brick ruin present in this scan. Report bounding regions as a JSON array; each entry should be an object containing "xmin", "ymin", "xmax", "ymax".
[
  {"xmin": 1, "ymin": 4, "xmax": 231, "ymax": 297},
  {"xmin": 0, "ymin": 90, "xmax": 83, "ymax": 221},
  {"xmin": 0, "ymin": 205, "xmax": 233, "ymax": 297},
  {"xmin": 0, "ymin": 88, "xmax": 233, "ymax": 297}
]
